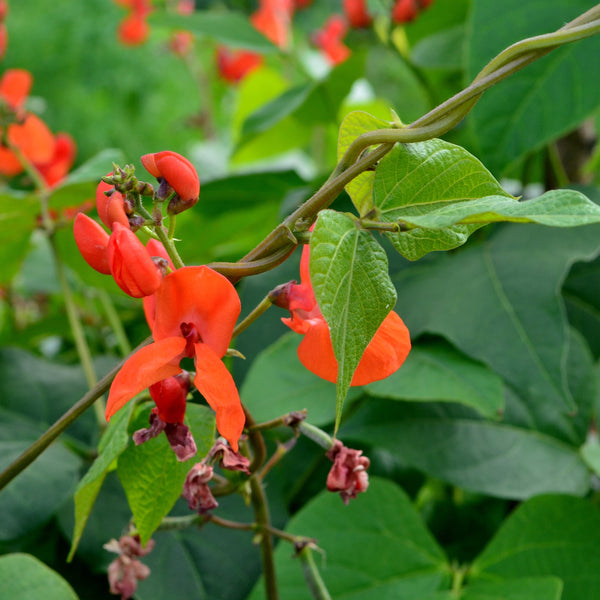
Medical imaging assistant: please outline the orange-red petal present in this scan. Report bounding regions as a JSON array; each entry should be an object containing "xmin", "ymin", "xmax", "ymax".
[
  {"xmin": 35, "ymin": 132, "xmax": 76, "ymax": 187},
  {"xmin": 152, "ymin": 266, "xmax": 240, "ymax": 358},
  {"xmin": 73, "ymin": 213, "xmax": 111, "ymax": 274},
  {"xmin": 296, "ymin": 311, "xmax": 411, "ymax": 386},
  {"xmin": 0, "ymin": 69, "xmax": 32, "ymax": 109},
  {"xmin": 8, "ymin": 114, "xmax": 55, "ymax": 165},
  {"xmin": 106, "ymin": 337, "xmax": 186, "ymax": 420},
  {"xmin": 141, "ymin": 151, "xmax": 199, "ymax": 202},
  {"xmin": 193, "ymin": 342, "xmax": 245, "ymax": 451}
]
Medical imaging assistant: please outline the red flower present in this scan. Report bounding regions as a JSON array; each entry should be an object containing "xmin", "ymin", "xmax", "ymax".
[
  {"xmin": 118, "ymin": 12, "xmax": 149, "ymax": 45},
  {"xmin": 73, "ymin": 213, "xmax": 112, "ymax": 275},
  {"xmin": 106, "ymin": 266, "xmax": 245, "ymax": 451},
  {"xmin": 343, "ymin": 0, "xmax": 372, "ymax": 28},
  {"xmin": 312, "ymin": 16, "xmax": 351, "ymax": 66},
  {"xmin": 251, "ymin": 0, "xmax": 294, "ymax": 49},
  {"xmin": 391, "ymin": 0, "xmax": 419, "ymax": 23},
  {"xmin": 141, "ymin": 150, "xmax": 200, "ymax": 211},
  {"xmin": 216, "ymin": 46, "xmax": 263, "ymax": 84},
  {"xmin": 35, "ymin": 132, "xmax": 76, "ymax": 187},
  {"xmin": 281, "ymin": 243, "xmax": 411, "ymax": 385},
  {"xmin": 0, "ymin": 69, "xmax": 31, "ymax": 111}
]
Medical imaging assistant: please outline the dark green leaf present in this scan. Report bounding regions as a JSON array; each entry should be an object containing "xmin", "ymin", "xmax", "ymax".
[
  {"xmin": 461, "ymin": 578, "xmax": 563, "ymax": 600},
  {"xmin": 411, "ymin": 26, "xmax": 465, "ymax": 71},
  {"xmin": 394, "ymin": 224, "xmax": 600, "ymax": 426},
  {"xmin": 341, "ymin": 400, "xmax": 589, "ymax": 499},
  {"xmin": 0, "ymin": 553, "xmax": 79, "ymax": 599},
  {"xmin": 249, "ymin": 478, "xmax": 449, "ymax": 599},
  {"xmin": 365, "ymin": 341, "xmax": 504, "ymax": 419},
  {"xmin": 471, "ymin": 495, "xmax": 600, "ymax": 599},
  {"xmin": 466, "ymin": 0, "xmax": 600, "ymax": 175},
  {"xmin": 373, "ymin": 140, "xmax": 511, "ymax": 260},
  {"xmin": 311, "ymin": 210, "xmax": 397, "ymax": 432}
]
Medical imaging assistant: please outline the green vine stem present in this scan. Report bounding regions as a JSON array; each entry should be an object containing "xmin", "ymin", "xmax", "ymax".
[
  {"xmin": 232, "ymin": 294, "xmax": 274, "ymax": 339},
  {"xmin": 97, "ymin": 289, "xmax": 132, "ymax": 357},
  {"xmin": 297, "ymin": 544, "xmax": 333, "ymax": 600}
]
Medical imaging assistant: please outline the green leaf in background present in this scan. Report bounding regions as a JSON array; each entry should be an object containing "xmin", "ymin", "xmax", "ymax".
[
  {"xmin": 394, "ymin": 224, "xmax": 600, "ymax": 427},
  {"xmin": 0, "ymin": 429, "xmax": 81, "ymax": 540},
  {"xmin": 310, "ymin": 210, "xmax": 397, "ymax": 432},
  {"xmin": 249, "ymin": 478, "xmax": 450, "ymax": 600},
  {"xmin": 241, "ymin": 332, "xmax": 363, "ymax": 427},
  {"xmin": 156, "ymin": 11, "xmax": 277, "ymax": 53},
  {"xmin": 337, "ymin": 110, "xmax": 392, "ymax": 215},
  {"xmin": 117, "ymin": 404, "xmax": 215, "ymax": 545},
  {"xmin": 466, "ymin": 0, "xmax": 600, "ymax": 176},
  {"xmin": 0, "ymin": 192, "xmax": 39, "ymax": 284},
  {"xmin": 411, "ymin": 25, "xmax": 465, "ymax": 71},
  {"xmin": 365, "ymin": 341, "xmax": 504, "ymax": 419},
  {"xmin": 471, "ymin": 495, "xmax": 600, "ymax": 599},
  {"xmin": 68, "ymin": 402, "xmax": 134, "ymax": 561},
  {"xmin": 461, "ymin": 578, "xmax": 563, "ymax": 600},
  {"xmin": 373, "ymin": 139, "xmax": 512, "ymax": 260},
  {"xmin": 341, "ymin": 400, "xmax": 590, "ymax": 499},
  {"xmin": 396, "ymin": 189, "xmax": 600, "ymax": 230},
  {"xmin": 0, "ymin": 553, "xmax": 79, "ymax": 600}
]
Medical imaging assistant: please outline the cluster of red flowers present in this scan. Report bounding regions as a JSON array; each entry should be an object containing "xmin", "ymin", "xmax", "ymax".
[{"xmin": 0, "ymin": 69, "xmax": 76, "ymax": 187}]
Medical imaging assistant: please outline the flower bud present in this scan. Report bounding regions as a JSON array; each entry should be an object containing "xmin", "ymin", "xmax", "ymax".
[
  {"xmin": 107, "ymin": 222, "xmax": 162, "ymax": 297},
  {"xmin": 73, "ymin": 213, "xmax": 111, "ymax": 274},
  {"xmin": 149, "ymin": 372, "xmax": 190, "ymax": 424},
  {"xmin": 343, "ymin": 0, "xmax": 372, "ymax": 28},
  {"xmin": 141, "ymin": 151, "xmax": 200, "ymax": 204},
  {"xmin": 391, "ymin": 0, "xmax": 418, "ymax": 23},
  {"xmin": 96, "ymin": 176, "xmax": 130, "ymax": 230}
]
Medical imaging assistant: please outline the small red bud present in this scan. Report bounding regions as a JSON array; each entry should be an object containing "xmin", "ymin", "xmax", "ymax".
[{"xmin": 391, "ymin": 0, "xmax": 419, "ymax": 23}]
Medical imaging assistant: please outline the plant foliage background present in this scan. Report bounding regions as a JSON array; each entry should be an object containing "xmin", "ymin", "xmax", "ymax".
[{"xmin": 1, "ymin": 0, "xmax": 600, "ymax": 599}]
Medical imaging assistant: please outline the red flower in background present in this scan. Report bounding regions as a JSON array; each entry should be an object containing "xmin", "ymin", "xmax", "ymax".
[
  {"xmin": 280, "ymin": 242, "xmax": 411, "ymax": 386},
  {"xmin": 216, "ymin": 46, "xmax": 263, "ymax": 84},
  {"xmin": 312, "ymin": 16, "xmax": 351, "ymax": 65},
  {"xmin": 115, "ymin": 0, "xmax": 152, "ymax": 46},
  {"xmin": 392, "ymin": 0, "xmax": 434, "ymax": 23},
  {"xmin": 106, "ymin": 266, "xmax": 245, "ymax": 451},
  {"xmin": 343, "ymin": 0, "xmax": 372, "ymax": 28},
  {"xmin": 35, "ymin": 133, "xmax": 76, "ymax": 187},
  {"xmin": 251, "ymin": 0, "xmax": 294, "ymax": 49}
]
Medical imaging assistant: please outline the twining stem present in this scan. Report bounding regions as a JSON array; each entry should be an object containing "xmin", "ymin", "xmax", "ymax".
[
  {"xmin": 297, "ymin": 545, "xmax": 333, "ymax": 600},
  {"xmin": 297, "ymin": 422, "xmax": 335, "ymax": 450}
]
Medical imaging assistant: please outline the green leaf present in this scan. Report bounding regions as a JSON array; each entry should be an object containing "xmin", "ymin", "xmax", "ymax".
[
  {"xmin": 373, "ymin": 139, "xmax": 511, "ymax": 260},
  {"xmin": 68, "ymin": 402, "xmax": 134, "ymax": 561},
  {"xmin": 249, "ymin": 478, "xmax": 449, "ymax": 600},
  {"xmin": 0, "ymin": 429, "xmax": 81, "ymax": 540},
  {"xmin": 341, "ymin": 400, "xmax": 590, "ymax": 499},
  {"xmin": 394, "ymin": 224, "xmax": 600, "ymax": 428},
  {"xmin": 411, "ymin": 26, "xmax": 465, "ymax": 71},
  {"xmin": 0, "ymin": 553, "xmax": 79, "ymax": 600},
  {"xmin": 310, "ymin": 210, "xmax": 397, "ymax": 432},
  {"xmin": 365, "ymin": 341, "xmax": 504, "ymax": 419},
  {"xmin": 241, "ymin": 333, "xmax": 362, "ymax": 427},
  {"xmin": 155, "ymin": 11, "xmax": 277, "ymax": 53},
  {"xmin": 461, "ymin": 578, "xmax": 563, "ymax": 600},
  {"xmin": 117, "ymin": 404, "xmax": 216, "ymax": 545},
  {"xmin": 471, "ymin": 495, "xmax": 600, "ymax": 599},
  {"xmin": 396, "ymin": 190, "xmax": 600, "ymax": 230},
  {"xmin": 0, "ymin": 192, "xmax": 38, "ymax": 284},
  {"xmin": 466, "ymin": 0, "xmax": 600, "ymax": 175},
  {"xmin": 337, "ymin": 110, "xmax": 392, "ymax": 215}
]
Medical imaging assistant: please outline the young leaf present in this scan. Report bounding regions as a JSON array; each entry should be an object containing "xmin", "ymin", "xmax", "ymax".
[
  {"xmin": 248, "ymin": 478, "xmax": 450, "ymax": 599},
  {"xmin": 337, "ymin": 110, "xmax": 393, "ymax": 215},
  {"xmin": 395, "ymin": 190, "xmax": 600, "ymax": 230},
  {"xmin": 310, "ymin": 210, "xmax": 397, "ymax": 433},
  {"xmin": 373, "ymin": 139, "xmax": 512, "ymax": 260},
  {"xmin": 117, "ymin": 404, "xmax": 216, "ymax": 545},
  {"xmin": 365, "ymin": 341, "xmax": 504, "ymax": 419},
  {"xmin": 68, "ymin": 402, "xmax": 134, "ymax": 561}
]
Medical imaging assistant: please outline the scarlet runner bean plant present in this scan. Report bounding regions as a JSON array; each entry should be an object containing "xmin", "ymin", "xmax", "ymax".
[{"xmin": 1, "ymin": 1, "xmax": 600, "ymax": 600}]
